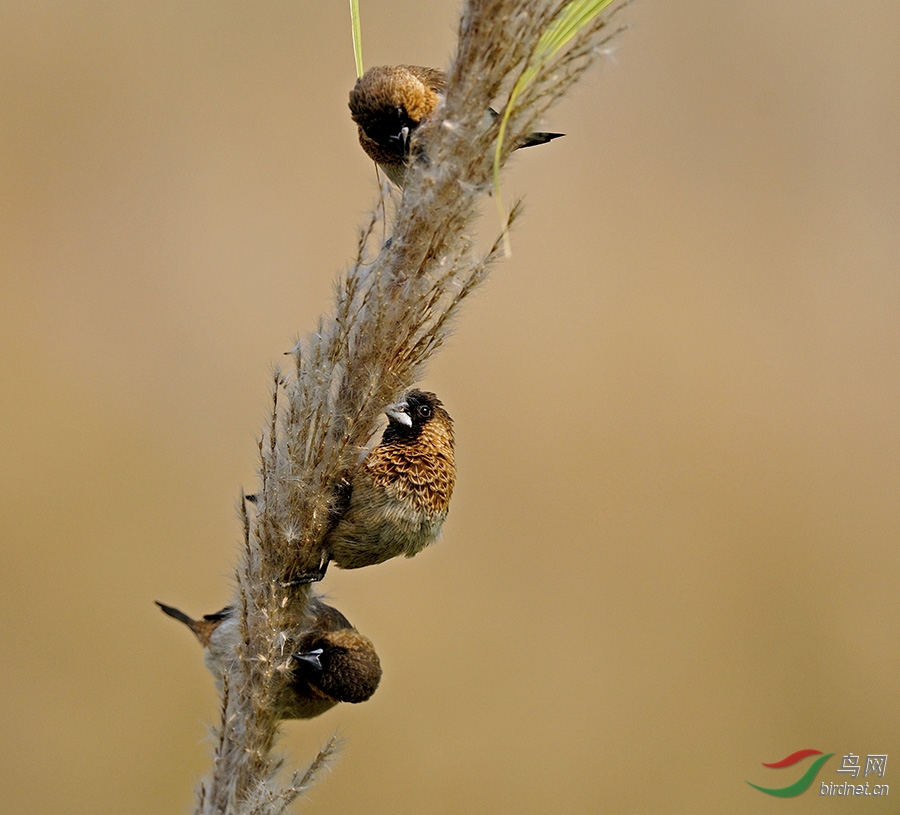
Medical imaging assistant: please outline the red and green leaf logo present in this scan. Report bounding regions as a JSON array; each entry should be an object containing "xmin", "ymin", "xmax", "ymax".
[{"xmin": 747, "ymin": 749, "xmax": 834, "ymax": 797}]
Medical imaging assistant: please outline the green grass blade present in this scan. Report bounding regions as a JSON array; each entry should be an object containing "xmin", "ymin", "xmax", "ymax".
[{"xmin": 349, "ymin": 0, "xmax": 364, "ymax": 78}]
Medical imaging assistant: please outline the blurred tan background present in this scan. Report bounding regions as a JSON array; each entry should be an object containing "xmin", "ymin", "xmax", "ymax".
[{"xmin": 2, "ymin": 1, "xmax": 898, "ymax": 812}]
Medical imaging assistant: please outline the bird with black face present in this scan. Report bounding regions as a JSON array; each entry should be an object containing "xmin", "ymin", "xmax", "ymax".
[
  {"xmin": 155, "ymin": 596, "xmax": 381, "ymax": 719},
  {"xmin": 289, "ymin": 599, "xmax": 382, "ymax": 713},
  {"xmin": 349, "ymin": 64, "xmax": 563, "ymax": 186},
  {"xmin": 323, "ymin": 389, "xmax": 456, "ymax": 572}
]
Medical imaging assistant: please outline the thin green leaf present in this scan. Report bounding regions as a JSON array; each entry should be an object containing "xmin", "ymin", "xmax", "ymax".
[{"xmin": 349, "ymin": 0, "xmax": 364, "ymax": 78}]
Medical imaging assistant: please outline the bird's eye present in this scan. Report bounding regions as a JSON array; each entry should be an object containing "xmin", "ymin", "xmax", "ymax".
[{"xmin": 417, "ymin": 404, "xmax": 432, "ymax": 419}]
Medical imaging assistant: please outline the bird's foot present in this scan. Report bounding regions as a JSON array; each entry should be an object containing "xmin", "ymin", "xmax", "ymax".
[{"xmin": 281, "ymin": 556, "xmax": 330, "ymax": 587}]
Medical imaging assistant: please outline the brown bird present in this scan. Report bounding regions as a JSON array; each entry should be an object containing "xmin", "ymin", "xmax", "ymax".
[
  {"xmin": 321, "ymin": 389, "xmax": 455, "ymax": 573},
  {"xmin": 349, "ymin": 64, "xmax": 564, "ymax": 186},
  {"xmin": 156, "ymin": 597, "xmax": 381, "ymax": 719}
]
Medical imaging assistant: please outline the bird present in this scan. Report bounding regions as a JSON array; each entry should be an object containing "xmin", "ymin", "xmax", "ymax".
[
  {"xmin": 321, "ymin": 389, "xmax": 456, "ymax": 574},
  {"xmin": 155, "ymin": 596, "xmax": 382, "ymax": 719},
  {"xmin": 349, "ymin": 64, "xmax": 564, "ymax": 186}
]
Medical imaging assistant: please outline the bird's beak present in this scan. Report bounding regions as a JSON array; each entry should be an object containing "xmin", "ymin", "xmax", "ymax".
[
  {"xmin": 385, "ymin": 400, "xmax": 412, "ymax": 427},
  {"xmin": 292, "ymin": 648, "xmax": 324, "ymax": 672},
  {"xmin": 389, "ymin": 125, "xmax": 411, "ymax": 153}
]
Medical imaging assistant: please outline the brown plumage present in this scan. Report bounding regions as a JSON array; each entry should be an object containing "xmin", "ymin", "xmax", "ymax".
[
  {"xmin": 349, "ymin": 64, "xmax": 564, "ymax": 186},
  {"xmin": 156, "ymin": 597, "xmax": 381, "ymax": 719},
  {"xmin": 323, "ymin": 389, "xmax": 456, "ymax": 572}
]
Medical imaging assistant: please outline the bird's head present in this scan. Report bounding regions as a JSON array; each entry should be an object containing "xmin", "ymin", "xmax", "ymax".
[
  {"xmin": 382, "ymin": 389, "xmax": 452, "ymax": 444},
  {"xmin": 349, "ymin": 65, "xmax": 441, "ymax": 160},
  {"xmin": 292, "ymin": 630, "xmax": 382, "ymax": 704}
]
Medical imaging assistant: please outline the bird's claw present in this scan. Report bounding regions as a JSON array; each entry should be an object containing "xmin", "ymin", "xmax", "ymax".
[{"xmin": 281, "ymin": 556, "xmax": 330, "ymax": 587}]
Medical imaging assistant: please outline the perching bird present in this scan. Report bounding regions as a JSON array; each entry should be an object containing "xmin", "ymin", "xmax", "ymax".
[
  {"xmin": 349, "ymin": 64, "xmax": 564, "ymax": 186},
  {"xmin": 155, "ymin": 596, "xmax": 381, "ymax": 719},
  {"xmin": 322, "ymin": 389, "xmax": 456, "ymax": 573}
]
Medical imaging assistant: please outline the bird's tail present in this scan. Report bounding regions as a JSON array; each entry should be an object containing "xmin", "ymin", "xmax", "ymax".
[
  {"xmin": 518, "ymin": 131, "xmax": 565, "ymax": 149},
  {"xmin": 155, "ymin": 600, "xmax": 196, "ymax": 628}
]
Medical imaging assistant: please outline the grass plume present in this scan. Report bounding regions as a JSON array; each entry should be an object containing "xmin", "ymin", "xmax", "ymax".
[{"xmin": 191, "ymin": 1, "xmax": 628, "ymax": 812}]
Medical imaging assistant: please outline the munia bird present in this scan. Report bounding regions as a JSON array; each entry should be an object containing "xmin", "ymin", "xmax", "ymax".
[
  {"xmin": 321, "ymin": 389, "xmax": 455, "ymax": 574},
  {"xmin": 349, "ymin": 64, "xmax": 564, "ymax": 186},
  {"xmin": 155, "ymin": 597, "xmax": 381, "ymax": 719}
]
